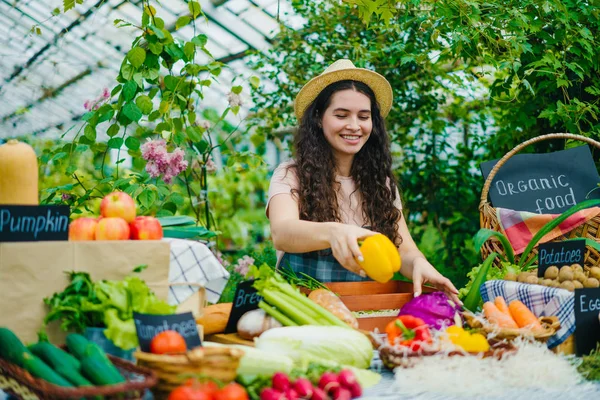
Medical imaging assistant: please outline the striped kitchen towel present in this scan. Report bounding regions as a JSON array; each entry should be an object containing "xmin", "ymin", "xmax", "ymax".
[{"xmin": 496, "ymin": 206, "xmax": 600, "ymax": 254}]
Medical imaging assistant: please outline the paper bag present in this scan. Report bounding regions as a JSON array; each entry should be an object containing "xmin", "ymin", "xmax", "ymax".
[{"xmin": 0, "ymin": 240, "xmax": 171, "ymax": 344}]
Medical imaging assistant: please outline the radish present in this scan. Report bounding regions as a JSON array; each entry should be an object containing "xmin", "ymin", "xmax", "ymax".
[
  {"xmin": 310, "ymin": 387, "xmax": 328, "ymax": 400},
  {"xmin": 318, "ymin": 372, "xmax": 340, "ymax": 393},
  {"xmin": 272, "ymin": 372, "xmax": 291, "ymax": 392},
  {"xmin": 336, "ymin": 370, "xmax": 356, "ymax": 388},
  {"xmin": 346, "ymin": 382, "xmax": 362, "ymax": 398},
  {"xmin": 293, "ymin": 378, "xmax": 314, "ymax": 399},
  {"xmin": 331, "ymin": 387, "xmax": 352, "ymax": 400},
  {"xmin": 261, "ymin": 388, "xmax": 284, "ymax": 400},
  {"xmin": 286, "ymin": 388, "xmax": 299, "ymax": 400}
]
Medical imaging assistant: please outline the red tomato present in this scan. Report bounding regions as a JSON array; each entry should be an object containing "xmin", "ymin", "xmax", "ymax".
[
  {"xmin": 168, "ymin": 385, "xmax": 213, "ymax": 400},
  {"xmin": 214, "ymin": 383, "xmax": 249, "ymax": 400},
  {"xmin": 150, "ymin": 330, "xmax": 187, "ymax": 354},
  {"xmin": 185, "ymin": 379, "xmax": 219, "ymax": 396}
]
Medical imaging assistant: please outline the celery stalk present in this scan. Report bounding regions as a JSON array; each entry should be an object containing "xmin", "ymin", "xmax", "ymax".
[
  {"xmin": 275, "ymin": 291, "xmax": 330, "ymax": 325},
  {"xmin": 258, "ymin": 301, "xmax": 297, "ymax": 326},
  {"xmin": 262, "ymin": 289, "xmax": 321, "ymax": 325},
  {"xmin": 272, "ymin": 281, "xmax": 348, "ymax": 328}
]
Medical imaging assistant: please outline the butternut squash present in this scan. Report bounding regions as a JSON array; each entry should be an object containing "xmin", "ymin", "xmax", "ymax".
[{"xmin": 0, "ymin": 139, "xmax": 39, "ymax": 205}]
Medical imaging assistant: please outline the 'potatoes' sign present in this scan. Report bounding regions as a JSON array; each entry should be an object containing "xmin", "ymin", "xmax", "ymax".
[{"xmin": 480, "ymin": 146, "xmax": 600, "ymax": 214}]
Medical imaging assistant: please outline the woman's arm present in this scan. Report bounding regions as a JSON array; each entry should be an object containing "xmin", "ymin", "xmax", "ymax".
[{"xmin": 268, "ymin": 193, "xmax": 376, "ymax": 274}]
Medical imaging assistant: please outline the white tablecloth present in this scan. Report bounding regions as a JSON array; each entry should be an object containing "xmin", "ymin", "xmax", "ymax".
[{"xmin": 164, "ymin": 238, "xmax": 230, "ymax": 305}]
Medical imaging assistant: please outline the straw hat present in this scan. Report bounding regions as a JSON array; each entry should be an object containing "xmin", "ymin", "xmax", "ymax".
[{"xmin": 294, "ymin": 59, "xmax": 393, "ymax": 120}]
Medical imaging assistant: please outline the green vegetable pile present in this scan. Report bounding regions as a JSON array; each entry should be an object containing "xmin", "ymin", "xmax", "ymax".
[
  {"xmin": 577, "ymin": 346, "xmax": 600, "ymax": 381},
  {"xmin": 43, "ymin": 270, "xmax": 175, "ymax": 350}
]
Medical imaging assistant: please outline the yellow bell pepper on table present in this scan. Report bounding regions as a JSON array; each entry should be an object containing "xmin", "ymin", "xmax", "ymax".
[
  {"xmin": 445, "ymin": 325, "xmax": 490, "ymax": 353},
  {"xmin": 357, "ymin": 234, "xmax": 401, "ymax": 283}
]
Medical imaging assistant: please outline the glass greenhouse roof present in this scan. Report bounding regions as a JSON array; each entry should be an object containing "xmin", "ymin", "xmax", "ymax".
[{"xmin": 0, "ymin": 0, "xmax": 301, "ymax": 139}]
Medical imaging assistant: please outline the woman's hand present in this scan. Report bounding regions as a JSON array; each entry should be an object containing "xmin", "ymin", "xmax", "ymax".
[
  {"xmin": 411, "ymin": 257, "xmax": 461, "ymax": 305},
  {"xmin": 327, "ymin": 223, "xmax": 378, "ymax": 276}
]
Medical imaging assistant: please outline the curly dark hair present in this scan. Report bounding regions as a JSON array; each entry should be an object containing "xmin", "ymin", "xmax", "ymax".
[{"xmin": 288, "ymin": 80, "xmax": 402, "ymax": 246}]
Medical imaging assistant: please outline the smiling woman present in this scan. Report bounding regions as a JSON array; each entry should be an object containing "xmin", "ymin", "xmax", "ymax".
[{"xmin": 266, "ymin": 59, "xmax": 459, "ymax": 302}]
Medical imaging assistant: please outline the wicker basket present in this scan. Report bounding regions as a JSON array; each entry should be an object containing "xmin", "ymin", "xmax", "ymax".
[
  {"xmin": 0, "ymin": 353, "xmax": 157, "ymax": 400},
  {"xmin": 135, "ymin": 346, "xmax": 243, "ymax": 396},
  {"xmin": 463, "ymin": 312, "xmax": 560, "ymax": 342},
  {"xmin": 479, "ymin": 133, "xmax": 600, "ymax": 268}
]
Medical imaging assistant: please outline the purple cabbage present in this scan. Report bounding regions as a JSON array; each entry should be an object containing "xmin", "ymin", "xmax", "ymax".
[{"xmin": 398, "ymin": 291, "xmax": 462, "ymax": 330}]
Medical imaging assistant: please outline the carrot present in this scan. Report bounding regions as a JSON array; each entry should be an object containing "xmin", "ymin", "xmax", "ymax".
[
  {"xmin": 494, "ymin": 296, "xmax": 512, "ymax": 316},
  {"xmin": 483, "ymin": 302, "xmax": 519, "ymax": 329},
  {"xmin": 508, "ymin": 300, "xmax": 543, "ymax": 330}
]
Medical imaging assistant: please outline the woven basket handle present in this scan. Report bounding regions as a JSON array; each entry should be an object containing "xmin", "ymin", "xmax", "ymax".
[{"xmin": 480, "ymin": 133, "xmax": 600, "ymax": 207}]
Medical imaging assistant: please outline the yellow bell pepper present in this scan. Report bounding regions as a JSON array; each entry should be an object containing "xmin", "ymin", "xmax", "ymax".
[
  {"xmin": 445, "ymin": 325, "xmax": 490, "ymax": 353},
  {"xmin": 357, "ymin": 234, "xmax": 401, "ymax": 283}
]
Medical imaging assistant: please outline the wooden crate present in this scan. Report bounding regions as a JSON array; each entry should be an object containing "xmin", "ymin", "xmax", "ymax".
[{"xmin": 323, "ymin": 281, "xmax": 429, "ymax": 332}]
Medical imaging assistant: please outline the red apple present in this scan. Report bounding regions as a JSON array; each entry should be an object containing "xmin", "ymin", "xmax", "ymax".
[
  {"xmin": 69, "ymin": 217, "xmax": 98, "ymax": 241},
  {"xmin": 95, "ymin": 217, "xmax": 130, "ymax": 240},
  {"xmin": 130, "ymin": 216, "xmax": 164, "ymax": 240},
  {"xmin": 100, "ymin": 191, "xmax": 136, "ymax": 223}
]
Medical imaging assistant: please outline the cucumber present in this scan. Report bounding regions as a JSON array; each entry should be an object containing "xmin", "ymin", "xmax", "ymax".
[
  {"xmin": 54, "ymin": 365, "xmax": 93, "ymax": 387},
  {"xmin": 21, "ymin": 352, "xmax": 73, "ymax": 387},
  {"xmin": 0, "ymin": 327, "xmax": 31, "ymax": 367},
  {"xmin": 29, "ymin": 341, "xmax": 81, "ymax": 371},
  {"xmin": 65, "ymin": 333, "xmax": 90, "ymax": 359},
  {"xmin": 80, "ymin": 356, "xmax": 126, "ymax": 386}
]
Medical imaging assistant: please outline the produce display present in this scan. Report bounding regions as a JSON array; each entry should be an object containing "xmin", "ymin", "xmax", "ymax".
[
  {"xmin": 504, "ymin": 264, "xmax": 600, "ymax": 290},
  {"xmin": 69, "ymin": 191, "xmax": 163, "ymax": 241}
]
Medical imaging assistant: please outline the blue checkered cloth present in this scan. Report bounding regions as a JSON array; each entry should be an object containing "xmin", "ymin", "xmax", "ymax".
[
  {"xmin": 480, "ymin": 280, "xmax": 574, "ymax": 348},
  {"xmin": 280, "ymin": 249, "xmax": 370, "ymax": 282}
]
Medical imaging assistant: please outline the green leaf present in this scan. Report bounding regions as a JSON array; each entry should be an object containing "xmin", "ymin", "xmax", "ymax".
[
  {"xmin": 249, "ymin": 76, "xmax": 260, "ymax": 89},
  {"xmin": 136, "ymin": 95, "xmax": 153, "ymax": 114},
  {"xmin": 125, "ymin": 137, "xmax": 140, "ymax": 151},
  {"xmin": 122, "ymin": 102, "xmax": 143, "ymax": 122},
  {"xmin": 473, "ymin": 228, "xmax": 514, "ymax": 264},
  {"xmin": 170, "ymin": 192, "xmax": 185, "ymax": 206},
  {"xmin": 156, "ymin": 216, "xmax": 197, "ymax": 227},
  {"xmin": 232, "ymin": 85, "xmax": 243, "ymax": 95},
  {"xmin": 191, "ymin": 34, "xmax": 207, "ymax": 47},
  {"xmin": 137, "ymin": 189, "xmax": 157, "ymax": 209},
  {"xmin": 176, "ymin": 16, "xmax": 191, "ymax": 30},
  {"xmin": 107, "ymin": 123, "xmax": 120, "ymax": 137},
  {"xmin": 519, "ymin": 199, "xmax": 600, "ymax": 267},
  {"xmin": 463, "ymin": 252, "xmax": 498, "ymax": 312},
  {"xmin": 149, "ymin": 25, "xmax": 165, "ymax": 39},
  {"xmin": 184, "ymin": 42, "xmax": 195, "ymax": 60},
  {"xmin": 107, "ymin": 137, "xmax": 124, "ymax": 149},
  {"xmin": 84, "ymin": 125, "xmax": 96, "ymax": 141},
  {"xmin": 189, "ymin": 1, "xmax": 201, "ymax": 18},
  {"xmin": 161, "ymin": 202, "xmax": 178, "ymax": 215},
  {"xmin": 133, "ymin": 264, "xmax": 148, "ymax": 273},
  {"xmin": 127, "ymin": 47, "xmax": 146, "ymax": 69},
  {"xmin": 148, "ymin": 42, "xmax": 163, "ymax": 55},
  {"xmin": 51, "ymin": 152, "xmax": 67, "ymax": 162},
  {"xmin": 186, "ymin": 126, "xmax": 203, "ymax": 142},
  {"xmin": 122, "ymin": 80, "xmax": 138, "ymax": 101},
  {"xmin": 63, "ymin": 0, "xmax": 76, "ymax": 12},
  {"xmin": 66, "ymin": 165, "xmax": 77, "ymax": 174}
]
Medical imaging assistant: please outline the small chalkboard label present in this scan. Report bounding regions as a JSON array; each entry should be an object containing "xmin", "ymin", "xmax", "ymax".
[
  {"xmin": 537, "ymin": 239, "xmax": 585, "ymax": 278},
  {"xmin": 480, "ymin": 145, "xmax": 600, "ymax": 214},
  {"xmin": 574, "ymin": 288, "xmax": 600, "ymax": 356},
  {"xmin": 224, "ymin": 280, "xmax": 263, "ymax": 334},
  {"xmin": 133, "ymin": 312, "xmax": 201, "ymax": 352},
  {"xmin": 0, "ymin": 205, "xmax": 69, "ymax": 242}
]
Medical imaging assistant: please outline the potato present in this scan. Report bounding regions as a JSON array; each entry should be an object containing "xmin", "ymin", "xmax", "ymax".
[
  {"xmin": 549, "ymin": 280, "xmax": 561, "ymax": 288},
  {"xmin": 590, "ymin": 267, "xmax": 600, "ymax": 280},
  {"xmin": 560, "ymin": 265, "xmax": 573, "ymax": 274},
  {"xmin": 538, "ymin": 277, "xmax": 544, "ymax": 285},
  {"xmin": 584, "ymin": 278, "xmax": 600, "ymax": 288},
  {"xmin": 572, "ymin": 264, "xmax": 584, "ymax": 273},
  {"xmin": 573, "ymin": 280, "xmax": 584, "ymax": 289},
  {"xmin": 517, "ymin": 272, "xmax": 531, "ymax": 283},
  {"xmin": 544, "ymin": 266, "xmax": 559, "ymax": 280},
  {"xmin": 526, "ymin": 275, "xmax": 539, "ymax": 285},
  {"xmin": 558, "ymin": 269, "xmax": 574, "ymax": 283},
  {"xmin": 542, "ymin": 279, "xmax": 555, "ymax": 287},
  {"xmin": 574, "ymin": 271, "xmax": 587, "ymax": 283},
  {"xmin": 504, "ymin": 272, "xmax": 517, "ymax": 281},
  {"xmin": 560, "ymin": 281, "xmax": 575, "ymax": 292}
]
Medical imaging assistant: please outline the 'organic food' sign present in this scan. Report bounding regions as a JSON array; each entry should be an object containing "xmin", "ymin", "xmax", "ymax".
[
  {"xmin": 225, "ymin": 280, "xmax": 263, "ymax": 334},
  {"xmin": 537, "ymin": 239, "xmax": 585, "ymax": 278},
  {"xmin": 574, "ymin": 288, "xmax": 600, "ymax": 356},
  {"xmin": 133, "ymin": 311, "xmax": 201, "ymax": 352},
  {"xmin": 480, "ymin": 145, "xmax": 600, "ymax": 214},
  {"xmin": 0, "ymin": 205, "xmax": 69, "ymax": 242}
]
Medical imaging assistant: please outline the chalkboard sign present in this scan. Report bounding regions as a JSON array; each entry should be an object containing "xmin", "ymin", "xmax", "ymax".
[
  {"xmin": 0, "ymin": 205, "xmax": 69, "ymax": 242},
  {"xmin": 574, "ymin": 288, "xmax": 600, "ymax": 356},
  {"xmin": 224, "ymin": 280, "xmax": 263, "ymax": 334},
  {"xmin": 133, "ymin": 311, "xmax": 202, "ymax": 352},
  {"xmin": 480, "ymin": 145, "xmax": 600, "ymax": 214},
  {"xmin": 537, "ymin": 239, "xmax": 585, "ymax": 278}
]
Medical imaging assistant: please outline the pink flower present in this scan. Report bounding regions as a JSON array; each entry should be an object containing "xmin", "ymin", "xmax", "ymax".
[
  {"xmin": 205, "ymin": 158, "xmax": 217, "ymax": 173},
  {"xmin": 61, "ymin": 193, "xmax": 71, "ymax": 201},
  {"xmin": 101, "ymin": 87, "xmax": 110, "ymax": 99},
  {"xmin": 83, "ymin": 88, "xmax": 111, "ymax": 111},
  {"xmin": 234, "ymin": 255, "xmax": 255, "ymax": 277},
  {"xmin": 141, "ymin": 139, "xmax": 188, "ymax": 183}
]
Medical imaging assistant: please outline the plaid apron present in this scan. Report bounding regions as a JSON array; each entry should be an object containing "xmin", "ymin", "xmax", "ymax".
[{"xmin": 280, "ymin": 248, "xmax": 370, "ymax": 282}]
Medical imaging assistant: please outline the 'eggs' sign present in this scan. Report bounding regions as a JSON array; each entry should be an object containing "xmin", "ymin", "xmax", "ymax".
[{"xmin": 480, "ymin": 146, "xmax": 600, "ymax": 214}]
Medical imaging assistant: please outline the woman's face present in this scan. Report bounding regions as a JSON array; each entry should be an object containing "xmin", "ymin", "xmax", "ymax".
[{"xmin": 321, "ymin": 89, "xmax": 372, "ymax": 160}]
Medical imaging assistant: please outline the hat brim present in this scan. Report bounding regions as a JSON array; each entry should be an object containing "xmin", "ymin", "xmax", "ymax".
[{"xmin": 294, "ymin": 68, "xmax": 393, "ymax": 120}]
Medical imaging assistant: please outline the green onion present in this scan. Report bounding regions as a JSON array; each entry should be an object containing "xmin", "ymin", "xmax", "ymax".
[{"xmin": 258, "ymin": 301, "xmax": 297, "ymax": 326}]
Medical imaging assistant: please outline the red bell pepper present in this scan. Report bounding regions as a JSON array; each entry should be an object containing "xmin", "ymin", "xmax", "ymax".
[{"xmin": 385, "ymin": 315, "xmax": 432, "ymax": 350}]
